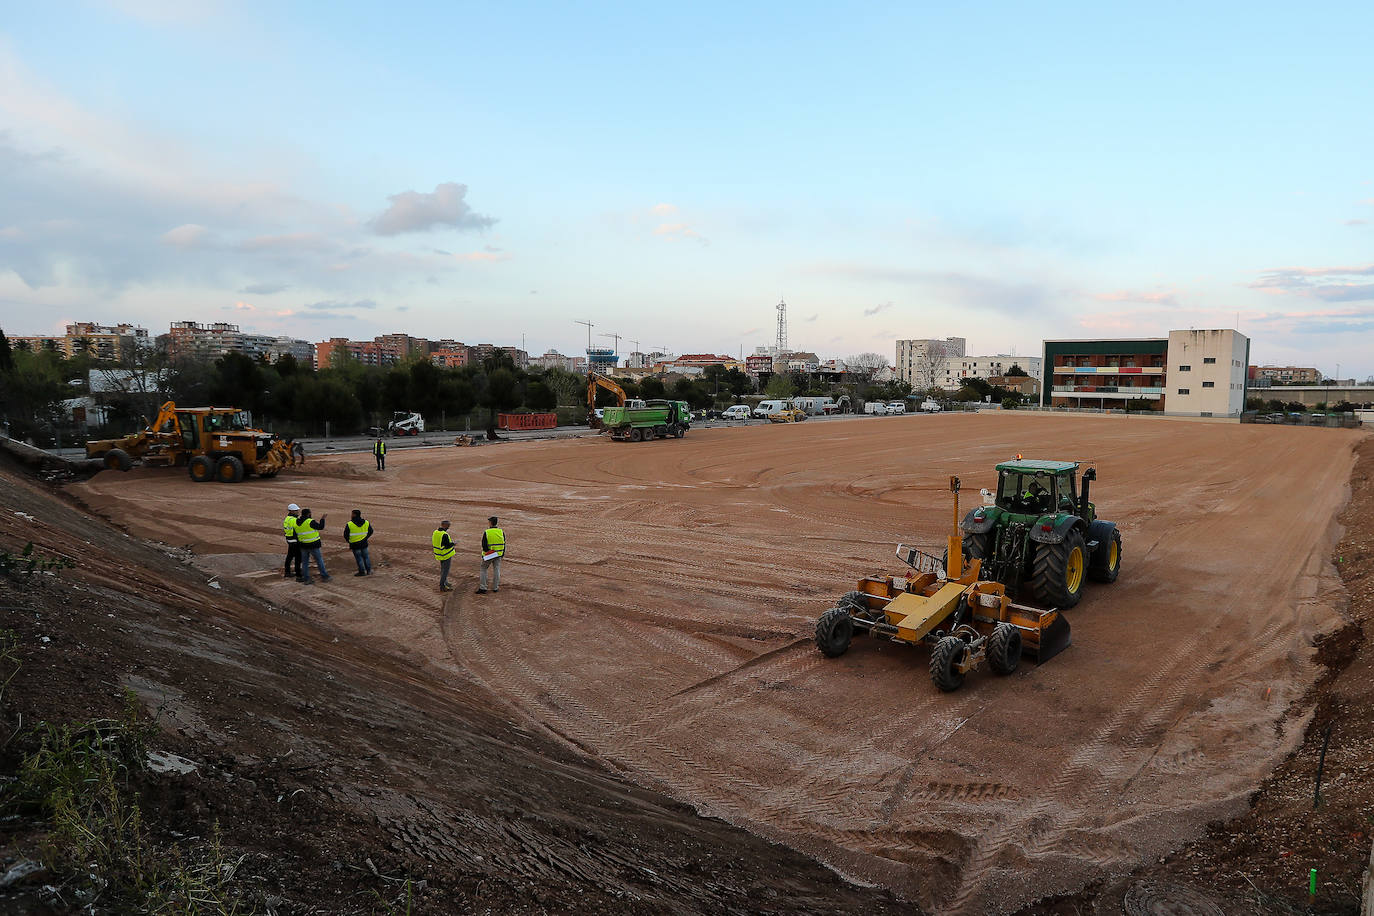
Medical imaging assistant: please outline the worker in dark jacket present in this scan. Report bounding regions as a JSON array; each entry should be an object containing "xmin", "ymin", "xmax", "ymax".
[
  {"xmin": 295, "ymin": 508, "xmax": 330, "ymax": 584},
  {"xmin": 373, "ymin": 437, "xmax": 386, "ymax": 470},
  {"xmin": 345, "ymin": 509, "xmax": 374, "ymax": 576},
  {"xmin": 433, "ymin": 520, "xmax": 455, "ymax": 592}
]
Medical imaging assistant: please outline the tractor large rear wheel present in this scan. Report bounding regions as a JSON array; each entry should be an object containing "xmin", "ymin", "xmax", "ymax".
[
  {"xmin": 1031, "ymin": 528, "xmax": 1087, "ymax": 608},
  {"xmin": 930, "ymin": 636, "xmax": 967, "ymax": 692},
  {"xmin": 962, "ymin": 531, "xmax": 991, "ymax": 560},
  {"xmin": 1089, "ymin": 527, "xmax": 1122, "ymax": 583},
  {"xmin": 815, "ymin": 607, "xmax": 853, "ymax": 658}
]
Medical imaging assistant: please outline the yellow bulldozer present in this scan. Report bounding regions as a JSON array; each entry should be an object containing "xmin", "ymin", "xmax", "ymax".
[
  {"xmin": 814, "ymin": 476, "xmax": 1071, "ymax": 691},
  {"xmin": 85, "ymin": 401, "xmax": 301, "ymax": 483}
]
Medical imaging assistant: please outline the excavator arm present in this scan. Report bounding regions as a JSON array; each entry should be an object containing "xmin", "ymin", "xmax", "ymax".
[{"xmin": 586, "ymin": 373, "xmax": 628, "ymax": 410}]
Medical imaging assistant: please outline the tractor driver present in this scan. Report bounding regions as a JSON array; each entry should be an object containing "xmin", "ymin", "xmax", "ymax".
[{"xmin": 1020, "ymin": 477, "xmax": 1051, "ymax": 514}]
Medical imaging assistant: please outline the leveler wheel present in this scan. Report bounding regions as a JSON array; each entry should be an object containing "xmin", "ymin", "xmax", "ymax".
[
  {"xmin": 1088, "ymin": 527, "xmax": 1122, "ymax": 583},
  {"xmin": 188, "ymin": 455, "xmax": 214, "ymax": 482},
  {"xmin": 1031, "ymin": 528, "xmax": 1086, "ymax": 609},
  {"xmin": 215, "ymin": 455, "xmax": 245, "ymax": 483},
  {"xmin": 930, "ymin": 636, "xmax": 968, "ymax": 692},
  {"xmin": 814, "ymin": 607, "xmax": 853, "ymax": 658},
  {"xmin": 987, "ymin": 623, "xmax": 1022, "ymax": 675},
  {"xmin": 836, "ymin": 591, "xmax": 869, "ymax": 615}
]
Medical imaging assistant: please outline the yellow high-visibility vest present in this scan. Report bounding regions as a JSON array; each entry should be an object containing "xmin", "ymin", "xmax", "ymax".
[
  {"xmin": 432, "ymin": 529, "xmax": 455, "ymax": 562},
  {"xmin": 374, "ymin": 441, "xmax": 386, "ymax": 455},
  {"xmin": 283, "ymin": 514, "xmax": 298, "ymax": 541},
  {"xmin": 483, "ymin": 527, "xmax": 505, "ymax": 557},
  {"xmin": 346, "ymin": 520, "xmax": 371, "ymax": 544},
  {"xmin": 296, "ymin": 520, "xmax": 321, "ymax": 545}
]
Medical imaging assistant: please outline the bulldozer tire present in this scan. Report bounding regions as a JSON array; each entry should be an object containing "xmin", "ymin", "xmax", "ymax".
[
  {"xmin": 188, "ymin": 455, "xmax": 214, "ymax": 483},
  {"xmin": 987, "ymin": 623, "xmax": 1022, "ymax": 675},
  {"xmin": 930, "ymin": 636, "xmax": 967, "ymax": 692},
  {"xmin": 1031, "ymin": 528, "xmax": 1087, "ymax": 609},
  {"xmin": 815, "ymin": 607, "xmax": 853, "ymax": 658},
  {"xmin": 215, "ymin": 455, "xmax": 245, "ymax": 483},
  {"xmin": 103, "ymin": 448, "xmax": 133, "ymax": 472},
  {"xmin": 1089, "ymin": 527, "xmax": 1122, "ymax": 583}
]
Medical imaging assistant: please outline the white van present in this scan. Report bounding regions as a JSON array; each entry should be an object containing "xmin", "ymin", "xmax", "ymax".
[
  {"xmin": 887, "ymin": 402, "xmax": 907, "ymax": 415},
  {"xmin": 863, "ymin": 401, "xmax": 886, "ymax": 415},
  {"xmin": 920, "ymin": 398, "xmax": 942, "ymax": 413},
  {"xmin": 753, "ymin": 400, "xmax": 789, "ymax": 418},
  {"xmin": 793, "ymin": 396, "xmax": 835, "ymax": 416},
  {"xmin": 722, "ymin": 404, "xmax": 752, "ymax": 420}
]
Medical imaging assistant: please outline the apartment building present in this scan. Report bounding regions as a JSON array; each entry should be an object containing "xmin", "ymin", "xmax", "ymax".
[
  {"xmin": 1042, "ymin": 329, "xmax": 1248, "ymax": 416},
  {"xmin": 169, "ymin": 321, "xmax": 312, "ymax": 364},
  {"xmin": 10, "ymin": 322, "xmax": 151, "ymax": 361}
]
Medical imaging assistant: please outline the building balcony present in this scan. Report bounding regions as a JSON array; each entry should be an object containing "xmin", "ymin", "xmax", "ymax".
[
  {"xmin": 1054, "ymin": 366, "xmax": 1165, "ymax": 375},
  {"xmin": 1051, "ymin": 385, "xmax": 1164, "ymax": 396}
]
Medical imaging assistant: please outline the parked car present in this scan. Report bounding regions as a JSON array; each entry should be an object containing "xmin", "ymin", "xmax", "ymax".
[
  {"xmin": 920, "ymin": 398, "xmax": 942, "ymax": 413},
  {"xmin": 768, "ymin": 408, "xmax": 806, "ymax": 423},
  {"xmin": 722, "ymin": 405, "xmax": 752, "ymax": 420},
  {"xmin": 887, "ymin": 402, "xmax": 907, "ymax": 415}
]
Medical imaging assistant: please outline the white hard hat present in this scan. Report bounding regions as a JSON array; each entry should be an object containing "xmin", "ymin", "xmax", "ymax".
[{"xmin": 287, "ymin": 503, "xmax": 301, "ymax": 511}]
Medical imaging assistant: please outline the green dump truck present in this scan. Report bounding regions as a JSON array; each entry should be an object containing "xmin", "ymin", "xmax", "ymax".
[{"xmin": 601, "ymin": 400, "xmax": 692, "ymax": 442}]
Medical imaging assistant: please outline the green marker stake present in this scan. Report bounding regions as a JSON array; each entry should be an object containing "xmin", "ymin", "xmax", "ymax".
[{"xmin": 1309, "ymin": 867, "xmax": 1317, "ymax": 896}]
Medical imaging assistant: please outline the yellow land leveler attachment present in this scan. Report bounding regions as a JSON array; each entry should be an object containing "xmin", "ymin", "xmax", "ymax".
[{"xmin": 814, "ymin": 476, "xmax": 1071, "ymax": 691}]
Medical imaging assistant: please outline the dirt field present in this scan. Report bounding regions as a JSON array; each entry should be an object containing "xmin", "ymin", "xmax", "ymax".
[{"xmin": 72, "ymin": 413, "xmax": 1365, "ymax": 913}]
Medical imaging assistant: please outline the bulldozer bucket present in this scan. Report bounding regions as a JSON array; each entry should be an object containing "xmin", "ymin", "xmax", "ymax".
[{"xmin": 1028, "ymin": 612, "xmax": 1071, "ymax": 665}]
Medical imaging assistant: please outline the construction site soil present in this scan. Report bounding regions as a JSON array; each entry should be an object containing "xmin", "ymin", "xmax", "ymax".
[{"xmin": 2, "ymin": 412, "xmax": 1371, "ymax": 914}]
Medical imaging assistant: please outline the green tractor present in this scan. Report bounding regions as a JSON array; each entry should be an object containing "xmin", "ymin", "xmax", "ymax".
[{"xmin": 958, "ymin": 459, "xmax": 1122, "ymax": 609}]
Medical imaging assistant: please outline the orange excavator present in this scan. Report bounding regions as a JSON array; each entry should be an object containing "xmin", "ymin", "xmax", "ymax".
[{"xmin": 586, "ymin": 372, "xmax": 628, "ymax": 427}]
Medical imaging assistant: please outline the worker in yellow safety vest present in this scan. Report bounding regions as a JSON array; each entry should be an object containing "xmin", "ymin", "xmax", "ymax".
[
  {"xmin": 476, "ymin": 516, "xmax": 505, "ymax": 594},
  {"xmin": 373, "ymin": 437, "xmax": 386, "ymax": 470},
  {"xmin": 345, "ymin": 509, "xmax": 375, "ymax": 577},
  {"xmin": 433, "ymin": 520, "xmax": 455, "ymax": 592},
  {"xmin": 282, "ymin": 503, "xmax": 302, "ymax": 580}
]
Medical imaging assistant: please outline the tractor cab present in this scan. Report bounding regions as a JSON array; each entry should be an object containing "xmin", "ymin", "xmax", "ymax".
[{"xmin": 993, "ymin": 459, "xmax": 1095, "ymax": 524}]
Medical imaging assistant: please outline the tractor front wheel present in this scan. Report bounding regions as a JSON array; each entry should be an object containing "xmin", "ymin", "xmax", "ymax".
[
  {"xmin": 930, "ymin": 636, "xmax": 967, "ymax": 692},
  {"xmin": 188, "ymin": 455, "xmax": 214, "ymax": 482},
  {"xmin": 987, "ymin": 623, "xmax": 1022, "ymax": 675},
  {"xmin": 1031, "ymin": 528, "xmax": 1087, "ymax": 608},
  {"xmin": 815, "ymin": 607, "xmax": 853, "ymax": 658}
]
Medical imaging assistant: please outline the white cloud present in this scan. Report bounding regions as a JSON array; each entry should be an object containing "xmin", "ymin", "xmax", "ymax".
[{"xmin": 369, "ymin": 182, "xmax": 495, "ymax": 236}]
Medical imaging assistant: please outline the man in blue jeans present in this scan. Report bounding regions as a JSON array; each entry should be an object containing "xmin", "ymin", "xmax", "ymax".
[
  {"xmin": 345, "ymin": 509, "xmax": 374, "ymax": 576},
  {"xmin": 295, "ymin": 508, "xmax": 330, "ymax": 584}
]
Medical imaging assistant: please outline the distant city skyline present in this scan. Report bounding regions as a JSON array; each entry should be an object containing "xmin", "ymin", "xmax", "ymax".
[{"xmin": 2, "ymin": 2, "xmax": 1372, "ymax": 377}]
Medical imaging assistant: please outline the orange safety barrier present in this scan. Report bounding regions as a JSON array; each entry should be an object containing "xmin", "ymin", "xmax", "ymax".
[{"xmin": 497, "ymin": 412, "xmax": 558, "ymax": 431}]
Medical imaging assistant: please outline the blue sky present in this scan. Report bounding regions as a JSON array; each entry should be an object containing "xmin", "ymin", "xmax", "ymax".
[{"xmin": 2, "ymin": 0, "xmax": 1372, "ymax": 376}]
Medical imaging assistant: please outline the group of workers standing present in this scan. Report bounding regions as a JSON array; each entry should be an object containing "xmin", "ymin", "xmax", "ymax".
[
  {"xmin": 282, "ymin": 504, "xmax": 376, "ymax": 584},
  {"xmin": 281, "ymin": 503, "xmax": 504, "ymax": 594},
  {"xmin": 431, "ymin": 517, "xmax": 505, "ymax": 593}
]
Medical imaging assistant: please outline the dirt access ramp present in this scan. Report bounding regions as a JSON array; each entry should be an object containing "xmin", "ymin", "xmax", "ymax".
[{"xmin": 73, "ymin": 412, "xmax": 1365, "ymax": 913}]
